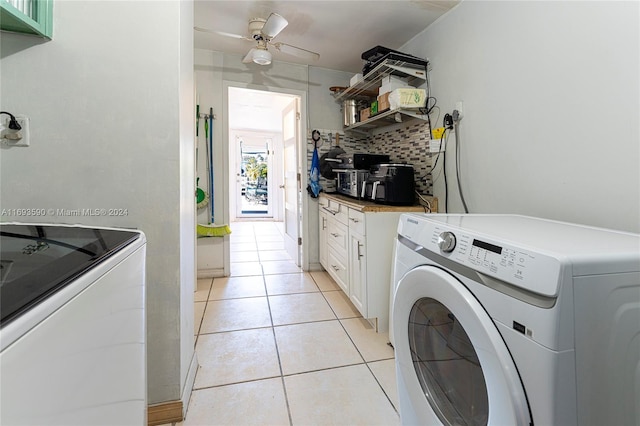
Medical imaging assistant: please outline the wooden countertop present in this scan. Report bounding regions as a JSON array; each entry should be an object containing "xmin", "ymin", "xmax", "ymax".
[{"xmin": 320, "ymin": 192, "xmax": 438, "ymax": 213}]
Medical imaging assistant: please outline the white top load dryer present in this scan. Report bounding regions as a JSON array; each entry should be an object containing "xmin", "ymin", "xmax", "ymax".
[{"xmin": 391, "ymin": 214, "xmax": 639, "ymax": 426}]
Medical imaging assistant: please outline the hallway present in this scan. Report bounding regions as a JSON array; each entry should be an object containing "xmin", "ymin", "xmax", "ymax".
[{"xmin": 183, "ymin": 221, "xmax": 400, "ymax": 425}]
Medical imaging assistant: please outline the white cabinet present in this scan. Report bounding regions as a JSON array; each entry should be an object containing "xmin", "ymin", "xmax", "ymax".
[
  {"xmin": 319, "ymin": 206, "xmax": 328, "ymax": 269},
  {"xmin": 318, "ymin": 194, "xmax": 428, "ymax": 332},
  {"xmin": 348, "ymin": 228, "xmax": 366, "ymax": 315},
  {"xmin": 326, "ymin": 217, "xmax": 349, "ymax": 293},
  {"xmin": 347, "ymin": 208, "xmax": 366, "ymax": 314},
  {"xmin": 320, "ymin": 197, "xmax": 350, "ymax": 293}
]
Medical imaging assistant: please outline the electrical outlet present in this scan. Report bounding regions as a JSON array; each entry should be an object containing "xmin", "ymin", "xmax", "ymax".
[
  {"xmin": 1, "ymin": 115, "xmax": 30, "ymax": 147},
  {"xmin": 455, "ymin": 101, "xmax": 464, "ymax": 120}
]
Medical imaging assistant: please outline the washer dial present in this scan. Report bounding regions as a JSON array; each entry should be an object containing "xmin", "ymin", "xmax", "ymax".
[{"xmin": 438, "ymin": 231, "xmax": 457, "ymax": 253}]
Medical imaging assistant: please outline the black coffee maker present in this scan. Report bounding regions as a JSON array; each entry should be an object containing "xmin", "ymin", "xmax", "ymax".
[{"xmin": 361, "ymin": 164, "xmax": 415, "ymax": 205}]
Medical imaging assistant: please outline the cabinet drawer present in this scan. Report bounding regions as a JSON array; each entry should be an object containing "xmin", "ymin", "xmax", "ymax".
[
  {"xmin": 327, "ymin": 218, "xmax": 348, "ymax": 255},
  {"xmin": 319, "ymin": 197, "xmax": 329, "ymax": 209},
  {"xmin": 327, "ymin": 248, "xmax": 348, "ymax": 293},
  {"xmin": 348, "ymin": 209, "xmax": 365, "ymax": 236},
  {"xmin": 326, "ymin": 200, "xmax": 348, "ymax": 225}
]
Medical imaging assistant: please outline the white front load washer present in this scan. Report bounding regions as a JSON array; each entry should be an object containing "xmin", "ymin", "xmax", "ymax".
[{"xmin": 391, "ymin": 214, "xmax": 640, "ymax": 426}]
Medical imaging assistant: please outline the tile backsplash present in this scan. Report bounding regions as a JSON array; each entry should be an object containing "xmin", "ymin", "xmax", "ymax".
[{"xmin": 307, "ymin": 120, "xmax": 433, "ymax": 195}]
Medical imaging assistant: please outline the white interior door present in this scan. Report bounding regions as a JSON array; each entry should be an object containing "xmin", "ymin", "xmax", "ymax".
[{"xmin": 282, "ymin": 98, "xmax": 300, "ymax": 265}]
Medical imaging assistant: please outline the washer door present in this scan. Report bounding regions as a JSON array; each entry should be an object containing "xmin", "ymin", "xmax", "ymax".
[{"xmin": 393, "ymin": 265, "xmax": 531, "ymax": 426}]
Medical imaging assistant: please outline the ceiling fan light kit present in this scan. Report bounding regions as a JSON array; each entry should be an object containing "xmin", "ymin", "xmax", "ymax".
[
  {"xmin": 251, "ymin": 48, "xmax": 272, "ymax": 65},
  {"xmin": 195, "ymin": 12, "xmax": 319, "ymax": 66}
]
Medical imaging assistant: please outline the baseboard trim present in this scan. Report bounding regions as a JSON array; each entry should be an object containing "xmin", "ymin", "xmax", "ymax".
[
  {"xmin": 307, "ymin": 262, "xmax": 324, "ymax": 272},
  {"xmin": 197, "ymin": 268, "xmax": 224, "ymax": 279},
  {"xmin": 148, "ymin": 400, "xmax": 182, "ymax": 426},
  {"xmin": 181, "ymin": 351, "xmax": 199, "ymax": 417}
]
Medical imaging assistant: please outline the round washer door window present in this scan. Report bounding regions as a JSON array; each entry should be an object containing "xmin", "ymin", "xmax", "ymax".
[
  {"xmin": 409, "ymin": 297, "xmax": 488, "ymax": 425},
  {"xmin": 392, "ymin": 265, "xmax": 531, "ymax": 426}
]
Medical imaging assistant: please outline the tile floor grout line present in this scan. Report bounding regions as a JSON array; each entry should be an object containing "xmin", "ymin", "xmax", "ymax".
[
  {"xmin": 280, "ymin": 361, "xmax": 369, "ymax": 379},
  {"xmin": 271, "ymin": 317, "xmax": 355, "ymax": 329},
  {"xmin": 257, "ymin": 236, "xmax": 295, "ymax": 426},
  {"xmin": 193, "ymin": 222, "xmax": 398, "ymax": 425},
  {"xmin": 316, "ymin": 275, "xmax": 401, "ymax": 414},
  {"xmin": 191, "ymin": 374, "xmax": 284, "ymax": 392},
  {"xmin": 194, "ymin": 276, "xmax": 215, "ymax": 348},
  {"xmin": 196, "ymin": 324, "xmax": 275, "ymax": 337},
  {"xmin": 197, "ymin": 315, "xmax": 362, "ymax": 338},
  {"xmin": 243, "ymin": 221, "xmax": 295, "ymax": 426}
]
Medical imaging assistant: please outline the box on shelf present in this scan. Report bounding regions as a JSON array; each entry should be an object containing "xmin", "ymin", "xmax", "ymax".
[
  {"xmin": 378, "ymin": 92, "xmax": 390, "ymax": 112},
  {"xmin": 388, "ymin": 88, "xmax": 427, "ymax": 109},
  {"xmin": 371, "ymin": 100, "xmax": 379, "ymax": 115},
  {"xmin": 350, "ymin": 73, "xmax": 364, "ymax": 87},
  {"xmin": 379, "ymin": 81, "xmax": 410, "ymax": 96},
  {"xmin": 360, "ymin": 107, "xmax": 371, "ymax": 122},
  {"xmin": 381, "ymin": 75, "xmax": 407, "ymax": 86}
]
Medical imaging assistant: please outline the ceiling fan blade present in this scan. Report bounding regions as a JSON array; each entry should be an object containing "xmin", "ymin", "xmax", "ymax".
[
  {"xmin": 194, "ymin": 27, "xmax": 252, "ymax": 41},
  {"xmin": 261, "ymin": 13, "xmax": 288, "ymax": 39},
  {"xmin": 272, "ymin": 42, "xmax": 320, "ymax": 62},
  {"xmin": 242, "ymin": 48, "xmax": 257, "ymax": 64}
]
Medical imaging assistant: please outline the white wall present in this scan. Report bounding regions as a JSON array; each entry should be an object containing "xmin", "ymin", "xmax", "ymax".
[
  {"xmin": 0, "ymin": 0, "xmax": 195, "ymax": 406},
  {"xmin": 402, "ymin": 0, "xmax": 639, "ymax": 232},
  {"xmin": 178, "ymin": 0, "xmax": 197, "ymax": 408}
]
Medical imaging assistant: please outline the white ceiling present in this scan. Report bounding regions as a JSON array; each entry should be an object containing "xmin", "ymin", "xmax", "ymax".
[
  {"xmin": 194, "ymin": 0, "xmax": 459, "ymax": 73},
  {"xmin": 228, "ymin": 87, "xmax": 297, "ymax": 131}
]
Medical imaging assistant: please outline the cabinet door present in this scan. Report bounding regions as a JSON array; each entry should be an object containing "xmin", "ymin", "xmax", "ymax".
[
  {"xmin": 319, "ymin": 208, "xmax": 328, "ymax": 269},
  {"xmin": 349, "ymin": 230, "xmax": 367, "ymax": 317},
  {"xmin": 0, "ymin": 0, "xmax": 53, "ymax": 38}
]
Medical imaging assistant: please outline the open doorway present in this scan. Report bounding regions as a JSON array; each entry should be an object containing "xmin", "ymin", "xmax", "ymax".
[
  {"xmin": 234, "ymin": 132, "xmax": 276, "ymax": 218},
  {"xmin": 227, "ymin": 86, "xmax": 303, "ymax": 267}
]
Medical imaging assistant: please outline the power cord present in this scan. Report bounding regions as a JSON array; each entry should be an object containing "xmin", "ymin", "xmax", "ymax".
[
  {"xmin": 454, "ymin": 118, "xmax": 469, "ymax": 213},
  {"xmin": 0, "ymin": 111, "xmax": 22, "ymax": 130},
  {"xmin": 415, "ymin": 191, "xmax": 432, "ymax": 213},
  {"xmin": 443, "ymin": 113, "xmax": 453, "ymax": 213}
]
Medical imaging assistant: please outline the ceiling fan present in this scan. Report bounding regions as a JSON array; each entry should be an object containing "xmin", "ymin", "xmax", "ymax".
[{"xmin": 195, "ymin": 13, "xmax": 320, "ymax": 66}]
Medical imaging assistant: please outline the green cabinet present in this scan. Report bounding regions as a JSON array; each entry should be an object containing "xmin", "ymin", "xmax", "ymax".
[{"xmin": 1, "ymin": 0, "xmax": 52, "ymax": 38}]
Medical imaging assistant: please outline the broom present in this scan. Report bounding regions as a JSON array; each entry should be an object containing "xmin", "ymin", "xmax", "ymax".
[
  {"xmin": 197, "ymin": 223, "xmax": 231, "ymax": 237},
  {"xmin": 196, "ymin": 108, "xmax": 231, "ymax": 238}
]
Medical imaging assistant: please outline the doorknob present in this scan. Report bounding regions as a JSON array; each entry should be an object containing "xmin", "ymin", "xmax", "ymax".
[{"xmin": 279, "ymin": 185, "xmax": 285, "ymax": 188}]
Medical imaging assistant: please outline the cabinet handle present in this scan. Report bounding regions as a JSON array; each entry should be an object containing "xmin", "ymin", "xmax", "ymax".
[
  {"xmin": 322, "ymin": 207, "xmax": 337, "ymax": 215},
  {"xmin": 330, "ymin": 233, "xmax": 340, "ymax": 238},
  {"xmin": 322, "ymin": 218, "xmax": 326, "ymax": 230},
  {"xmin": 331, "ymin": 265, "xmax": 340, "ymax": 271},
  {"xmin": 349, "ymin": 218, "xmax": 359, "ymax": 223},
  {"xmin": 357, "ymin": 242, "xmax": 364, "ymax": 259}
]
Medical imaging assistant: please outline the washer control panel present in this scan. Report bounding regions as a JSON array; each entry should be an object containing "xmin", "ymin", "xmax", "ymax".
[{"xmin": 404, "ymin": 220, "xmax": 563, "ymax": 298}]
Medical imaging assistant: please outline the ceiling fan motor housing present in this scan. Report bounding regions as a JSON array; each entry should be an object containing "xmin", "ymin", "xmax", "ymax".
[{"xmin": 248, "ymin": 18, "xmax": 267, "ymax": 40}]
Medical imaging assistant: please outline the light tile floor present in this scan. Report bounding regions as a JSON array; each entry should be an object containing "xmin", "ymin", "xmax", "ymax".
[{"xmin": 182, "ymin": 221, "xmax": 399, "ymax": 426}]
